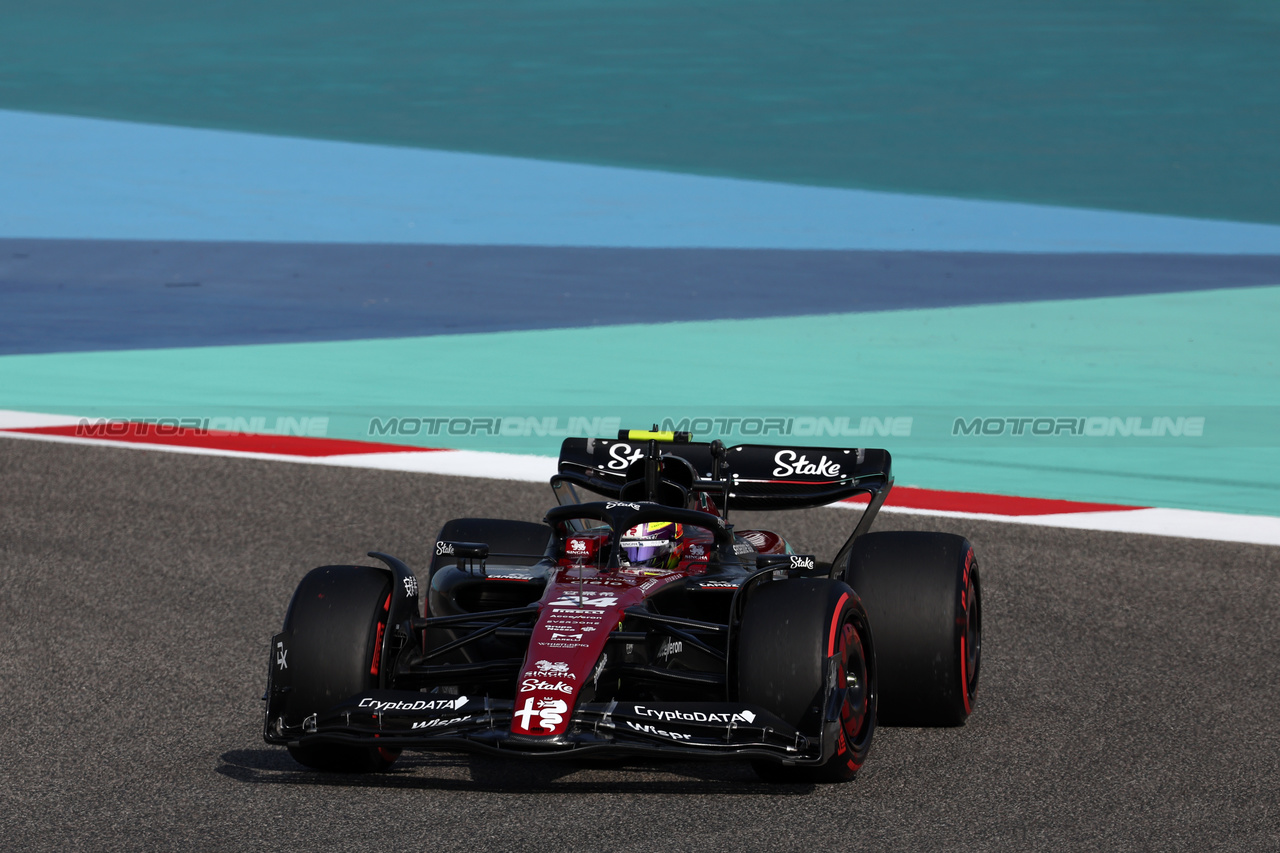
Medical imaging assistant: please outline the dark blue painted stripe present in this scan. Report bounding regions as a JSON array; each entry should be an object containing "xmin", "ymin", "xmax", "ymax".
[{"xmin": 3, "ymin": 239, "xmax": 1279, "ymax": 355}]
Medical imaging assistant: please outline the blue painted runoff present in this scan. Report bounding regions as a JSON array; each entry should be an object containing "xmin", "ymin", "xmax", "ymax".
[
  {"xmin": 4, "ymin": 110, "xmax": 1280, "ymax": 253},
  {"xmin": 4, "ymin": 239, "xmax": 1280, "ymax": 354}
]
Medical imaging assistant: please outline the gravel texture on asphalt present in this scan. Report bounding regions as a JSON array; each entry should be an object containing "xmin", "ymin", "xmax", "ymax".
[{"xmin": 1, "ymin": 438, "xmax": 1277, "ymax": 851}]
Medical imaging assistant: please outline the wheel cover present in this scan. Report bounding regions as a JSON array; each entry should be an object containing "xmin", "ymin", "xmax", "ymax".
[{"xmin": 836, "ymin": 619, "xmax": 871, "ymax": 754}]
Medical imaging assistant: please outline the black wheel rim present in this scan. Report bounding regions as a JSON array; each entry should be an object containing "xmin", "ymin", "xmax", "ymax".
[{"xmin": 836, "ymin": 614, "xmax": 872, "ymax": 755}]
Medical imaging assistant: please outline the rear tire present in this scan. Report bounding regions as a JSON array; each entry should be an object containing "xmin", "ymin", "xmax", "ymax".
[
  {"xmin": 737, "ymin": 579, "xmax": 876, "ymax": 783},
  {"xmin": 845, "ymin": 532, "xmax": 981, "ymax": 727},
  {"xmin": 282, "ymin": 565, "xmax": 400, "ymax": 772}
]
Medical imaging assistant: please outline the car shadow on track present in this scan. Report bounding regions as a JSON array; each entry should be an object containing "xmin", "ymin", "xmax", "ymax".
[{"xmin": 217, "ymin": 749, "xmax": 814, "ymax": 795}]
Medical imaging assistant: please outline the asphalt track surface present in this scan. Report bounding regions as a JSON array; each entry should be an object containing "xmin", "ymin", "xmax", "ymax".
[{"xmin": 2, "ymin": 439, "xmax": 1278, "ymax": 851}]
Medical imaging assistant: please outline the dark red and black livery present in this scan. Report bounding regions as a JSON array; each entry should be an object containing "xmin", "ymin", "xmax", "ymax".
[{"xmin": 263, "ymin": 430, "xmax": 982, "ymax": 782}]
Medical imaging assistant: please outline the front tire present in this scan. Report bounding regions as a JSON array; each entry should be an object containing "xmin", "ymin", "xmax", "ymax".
[
  {"xmin": 845, "ymin": 531, "xmax": 981, "ymax": 727},
  {"xmin": 281, "ymin": 565, "xmax": 400, "ymax": 772},
  {"xmin": 737, "ymin": 579, "xmax": 876, "ymax": 783}
]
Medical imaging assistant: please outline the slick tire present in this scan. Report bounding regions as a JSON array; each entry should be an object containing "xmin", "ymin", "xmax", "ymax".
[
  {"xmin": 429, "ymin": 518, "xmax": 553, "ymax": 576},
  {"xmin": 737, "ymin": 579, "xmax": 876, "ymax": 783},
  {"xmin": 845, "ymin": 532, "xmax": 981, "ymax": 727},
  {"xmin": 282, "ymin": 565, "xmax": 400, "ymax": 773}
]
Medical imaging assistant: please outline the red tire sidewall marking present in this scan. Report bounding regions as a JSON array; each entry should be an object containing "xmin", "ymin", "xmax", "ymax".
[
  {"xmin": 959, "ymin": 549, "xmax": 974, "ymax": 715},
  {"xmin": 832, "ymin": 595, "xmax": 867, "ymax": 771},
  {"xmin": 828, "ymin": 592, "xmax": 850, "ymax": 657},
  {"xmin": 370, "ymin": 593, "xmax": 392, "ymax": 677}
]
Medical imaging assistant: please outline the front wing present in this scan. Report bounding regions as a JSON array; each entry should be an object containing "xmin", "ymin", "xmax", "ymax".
[{"xmin": 264, "ymin": 687, "xmax": 851, "ymax": 766}]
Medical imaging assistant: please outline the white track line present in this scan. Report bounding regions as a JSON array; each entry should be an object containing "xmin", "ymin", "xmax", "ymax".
[
  {"xmin": 833, "ymin": 502, "xmax": 1280, "ymax": 547},
  {"xmin": 0, "ymin": 409, "xmax": 86, "ymax": 429},
  {"xmin": 320, "ymin": 449, "xmax": 558, "ymax": 482}
]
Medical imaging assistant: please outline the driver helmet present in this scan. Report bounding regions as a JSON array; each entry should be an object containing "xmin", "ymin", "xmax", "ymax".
[{"xmin": 620, "ymin": 521, "xmax": 683, "ymax": 570}]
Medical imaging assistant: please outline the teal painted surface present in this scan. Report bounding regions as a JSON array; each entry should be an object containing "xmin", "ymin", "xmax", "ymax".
[
  {"xmin": 4, "ymin": 286, "xmax": 1278, "ymax": 514},
  {"xmin": 2, "ymin": 1, "xmax": 1279, "ymax": 223}
]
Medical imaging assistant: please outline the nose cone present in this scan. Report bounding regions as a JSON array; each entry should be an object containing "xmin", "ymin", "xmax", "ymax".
[{"xmin": 511, "ymin": 581, "xmax": 639, "ymax": 737}]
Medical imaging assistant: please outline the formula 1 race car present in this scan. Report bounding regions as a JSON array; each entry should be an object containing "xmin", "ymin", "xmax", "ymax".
[{"xmin": 263, "ymin": 430, "xmax": 982, "ymax": 782}]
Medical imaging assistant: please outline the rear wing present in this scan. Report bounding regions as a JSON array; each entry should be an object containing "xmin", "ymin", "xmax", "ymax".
[{"xmin": 556, "ymin": 437, "xmax": 892, "ymax": 512}]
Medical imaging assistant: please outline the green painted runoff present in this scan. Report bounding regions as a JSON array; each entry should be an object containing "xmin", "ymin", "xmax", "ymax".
[
  {"xmin": 3, "ymin": 285, "xmax": 1278, "ymax": 515},
  {"xmin": 2, "ymin": 0, "xmax": 1279, "ymax": 223}
]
